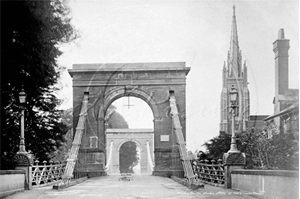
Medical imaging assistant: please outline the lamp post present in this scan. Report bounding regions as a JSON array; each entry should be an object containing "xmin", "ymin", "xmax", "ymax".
[
  {"xmin": 17, "ymin": 86, "xmax": 27, "ymax": 154},
  {"xmin": 228, "ymin": 86, "xmax": 239, "ymax": 153},
  {"xmin": 14, "ymin": 86, "xmax": 33, "ymax": 190},
  {"xmin": 223, "ymin": 86, "xmax": 245, "ymax": 189}
]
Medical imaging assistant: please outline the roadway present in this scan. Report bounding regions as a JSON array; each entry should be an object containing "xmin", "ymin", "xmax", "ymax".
[{"xmin": 5, "ymin": 175, "xmax": 260, "ymax": 199}]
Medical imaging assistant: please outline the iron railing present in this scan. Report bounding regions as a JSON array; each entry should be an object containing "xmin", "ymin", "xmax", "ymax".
[
  {"xmin": 32, "ymin": 160, "xmax": 66, "ymax": 187},
  {"xmin": 192, "ymin": 159, "xmax": 225, "ymax": 187}
]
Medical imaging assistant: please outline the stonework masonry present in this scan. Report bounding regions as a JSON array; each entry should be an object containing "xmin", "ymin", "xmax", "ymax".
[{"xmin": 68, "ymin": 62, "xmax": 189, "ymax": 177}]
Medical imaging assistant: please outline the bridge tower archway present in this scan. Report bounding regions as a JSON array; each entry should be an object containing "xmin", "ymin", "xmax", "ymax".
[{"xmin": 69, "ymin": 62, "xmax": 190, "ymax": 177}]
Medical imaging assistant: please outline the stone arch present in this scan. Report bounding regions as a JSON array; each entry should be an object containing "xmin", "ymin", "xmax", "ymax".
[
  {"xmin": 98, "ymin": 86, "xmax": 161, "ymax": 121},
  {"xmin": 69, "ymin": 62, "xmax": 189, "ymax": 177},
  {"xmin": 117, "ymin": 139, "xmax": 143, "ymax": 153}
]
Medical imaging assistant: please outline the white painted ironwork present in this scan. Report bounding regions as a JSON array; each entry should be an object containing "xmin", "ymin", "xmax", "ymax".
[
  {"xmin": 146, "ymin": 140, "xmax": 154, "ymax": 171},
  {"xmin": 105, "ymin": 140, "xmax": 114, "ymax": 172},
  {"xmin": 192, "ymin": 160, "xmax": 225, "ymax": 186},
  {"xmin": 169, "ymin": 94, "xmax": 196, "ymax": 184},
  {"xmin": 32, "ymin": 160, "xmax": 66, "ymax": 187},
  {"xmin": 61, "ymin": 93, "xmax": 89, "ymax": 185}
]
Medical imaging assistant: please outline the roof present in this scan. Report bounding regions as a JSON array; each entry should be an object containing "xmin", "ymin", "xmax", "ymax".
[
  {"xmin": 247, "ymin": 115, "xmax": 270, "ymax": 130},
  {"xmin": 106, "ymin": 128, "xmax": 154, "ymax": 133},
  {"xmin": 246, "ymin": 120, "xmax": 266, "ymax": 131},
  {"xmin": 249, "ymin": 115, "xmax": 269, "ymax": 121},
  {"xmin": 68, "ymin": 62, "xmax": 190, "ymax": 75},
  {"xmin": 73, "ymin": 62, "xmax": 186, "ymax": 69},
  {"xmin": 264, "ymin": 103, "xmax": 299, "ymax": 121}
]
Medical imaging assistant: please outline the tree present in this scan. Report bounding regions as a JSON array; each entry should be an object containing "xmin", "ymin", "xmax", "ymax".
[
  {"xmin": 59, "ymin": 108, "xmax": 73, "ymax": 129},
  {"xmin": 1, "ymin": 0, "xmax": 77, "ymax": 169},
  {"xmin": 50, "ymin": 108, "xmax": 73, "ymax": 162},
  {"xmin": 106, "ymin": 105, "xmax": 129, "ymax": 129},
  {"xmin": 236, "ymin": 128, "xmax": 267, "ymax": 169},
  {"xmin": 196, "ymin": 151, "xmax": 208, "ymax": 161},
  {"xmin": 237, "ymin": 128, "xmax": 298, "ymax": 170},
  {"xmin": 202, "ymin": 133, "xmax": 231, "ymax": 161},
  {"xmin": 202, "ymin": 128, "xmax": 298, "ymax": 170},
  {"xmin": 119, "ymin": 141, "xmax": 139, "ymax": 173}
]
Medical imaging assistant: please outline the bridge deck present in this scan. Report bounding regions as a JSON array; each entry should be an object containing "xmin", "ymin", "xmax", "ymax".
[{"xmin": 6, "ymin": 175, "xmax": 259, "ymax": 199}]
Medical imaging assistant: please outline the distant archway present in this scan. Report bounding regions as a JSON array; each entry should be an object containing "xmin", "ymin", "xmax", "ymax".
[{"xmin": 106, "ymin": 129, "xmax": 153, "ymax": 175}]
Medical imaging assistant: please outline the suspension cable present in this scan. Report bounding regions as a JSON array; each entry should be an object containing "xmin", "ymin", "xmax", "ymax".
[
  {"xmin": 105, "ymin": 140, "xmax": 114, "ymax": 172},
  {"xmin": 146, "ymin": 140, "xmax": 154, "ymax": 171}
]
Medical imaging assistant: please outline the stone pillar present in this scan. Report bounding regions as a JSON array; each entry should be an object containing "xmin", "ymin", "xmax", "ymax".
[
  {"xmin": 14, "ymin": 153, "xmax": 33, "ymax": 190},
  {"xmin": 223, "ymin": 152, "xmax": 246, "ymax": 189}
]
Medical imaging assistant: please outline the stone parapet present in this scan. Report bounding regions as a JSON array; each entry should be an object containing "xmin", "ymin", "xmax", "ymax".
[
  {"xmin": 231, "ymin": 169, "xmax": 299, "ymax": 199},
  {"xmin": 0, "ymin": 170, "xmax": 25, "ymax": 198}
]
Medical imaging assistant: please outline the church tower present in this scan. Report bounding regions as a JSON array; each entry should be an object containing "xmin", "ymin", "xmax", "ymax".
[{"xmin": 219, "ymin": 6, "xmax": 250, "ymax": 135}]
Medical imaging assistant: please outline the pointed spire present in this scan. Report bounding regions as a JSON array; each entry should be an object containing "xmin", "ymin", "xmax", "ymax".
[{"xmin": 228, "ymin": 5, "xmax": 241, "ymax": 78}]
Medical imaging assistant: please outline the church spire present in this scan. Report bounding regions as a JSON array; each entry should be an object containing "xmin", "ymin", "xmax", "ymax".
[
  {"xmin": 220, "ymin": 5, "xmax": 250, "ymax": 135},
  {"xmin": 228, "ymin": 5, "xmax": 241, "ymax": 78}
]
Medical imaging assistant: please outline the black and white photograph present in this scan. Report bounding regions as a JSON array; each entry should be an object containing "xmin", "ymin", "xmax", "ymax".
[{"xmin": 1, "ymin": 0, "xmax": 299, "ymax": 198}]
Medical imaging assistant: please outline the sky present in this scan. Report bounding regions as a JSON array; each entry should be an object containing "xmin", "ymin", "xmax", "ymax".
[
  {"xmin": 57, "ymin": 0, "xmax": 299, "ymax": 152},
  {"xmin": 111, "ymin": 96, "xmax": 154, "ymax": 129}
]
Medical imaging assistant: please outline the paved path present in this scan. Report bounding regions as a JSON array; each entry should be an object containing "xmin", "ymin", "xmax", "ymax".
[{"xmin": 6, "ymin": 175, "xmax": 261, "ymax": 199}]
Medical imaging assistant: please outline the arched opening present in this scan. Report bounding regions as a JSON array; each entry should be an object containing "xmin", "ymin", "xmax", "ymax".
[
  {"xmin": 105, "ymin": 96, "xmax": 155, "ymax": 175},
  {"xmin": 106, "ymin": 96, "xmax": 154, "ymax": 129},
  {"xmin": 119, "ymin": 141, "xmax": 140, "ymax": 174}
]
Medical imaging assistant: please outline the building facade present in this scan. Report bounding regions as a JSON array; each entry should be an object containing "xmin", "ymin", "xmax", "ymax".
[
  {"xmin": 271, "ymin": 29, "xmax": 299, "ymax": 128},
  {"xmin": 219, "ymin": 6, "xmax": 250, "ymax": 135},
  {"xmin": 264, "ymin": 29, "xmax": 299, "ymax": 138}
]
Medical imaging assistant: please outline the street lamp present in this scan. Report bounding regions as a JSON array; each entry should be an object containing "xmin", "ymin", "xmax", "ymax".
[
  {"xmin": 228, "ymin": 86, "xmax": 239, "ymax": 153},
  {"xmin": 17, "ymin": 86, "xmax": 27, "ymax": 154}
]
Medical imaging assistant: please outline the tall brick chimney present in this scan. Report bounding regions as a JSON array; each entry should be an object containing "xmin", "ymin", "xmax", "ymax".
[
  {"xmin": 273, "ymin": 28, "xmax": 290, "ymax": 97},
  {"xmin": 272, "ymin": 29, "xmax": 290, "ymax": 127}
]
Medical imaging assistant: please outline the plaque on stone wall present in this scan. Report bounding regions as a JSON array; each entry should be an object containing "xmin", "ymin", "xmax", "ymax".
[{"xmin": 160, "ymin": 135, "xmax": 169, "ymax": 142}]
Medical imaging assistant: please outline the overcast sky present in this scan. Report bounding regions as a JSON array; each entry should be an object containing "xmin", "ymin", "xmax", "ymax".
[{"xmin": 57, "ymin": 0, "xmax": 299, "ymax": 152}]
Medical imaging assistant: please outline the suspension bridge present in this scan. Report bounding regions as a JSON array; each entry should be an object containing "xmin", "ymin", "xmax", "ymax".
[{"xmin": 2, "ymin": 62, "xmax": 298, "ymax": 199}]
